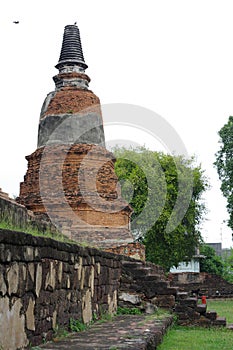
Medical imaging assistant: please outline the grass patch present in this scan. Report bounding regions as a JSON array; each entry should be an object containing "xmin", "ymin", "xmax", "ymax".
[
  {"xmin": 207, "ymin": 299, "xmax": 233, "ymax": 323},
  {"xmin": 158, "ymin": 299, "xmax": 233, "ymax": 349},
  {"xmin": 0, "ymin": 219, "xmax": 90, "ymax": 247},
  {"xmin": 157, "ymin": 326, "xmax": 233, "ymax": 350},
  {"xmin": 0, "ymin": 217, "xmax": 101, "ymax": 249}
]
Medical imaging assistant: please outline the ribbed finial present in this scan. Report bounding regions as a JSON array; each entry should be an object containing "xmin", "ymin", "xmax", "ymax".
[{"xmin": 55, "ymin": 24, "xmax": 88, "ymax": 70}]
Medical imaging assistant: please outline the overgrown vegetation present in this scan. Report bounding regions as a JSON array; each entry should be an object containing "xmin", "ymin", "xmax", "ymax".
[{"xmin": 0, "ymin": 218, "xmax": 80, "ymax": 245}]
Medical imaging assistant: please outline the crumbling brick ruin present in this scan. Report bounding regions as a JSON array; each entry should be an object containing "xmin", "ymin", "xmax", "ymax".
[{"xmin": 17, "ymin": 24, "xmax": 134, "ymax": 249}]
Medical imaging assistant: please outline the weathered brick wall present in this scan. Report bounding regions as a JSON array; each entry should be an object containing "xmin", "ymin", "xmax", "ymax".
[
  {"xmin": 105, "ymin": 242, "xmax": 146, "ymax": 261},
  {"xmin": 17, "ymin": 144, "xmax": 133, "ymax": 248},
  {"xmin": 0, "ymin": 229, "xmax": 121, "ymax": 349},
  {"xmin": 169, "ymin": 272, "xmax": 233, "ymax": 297}
]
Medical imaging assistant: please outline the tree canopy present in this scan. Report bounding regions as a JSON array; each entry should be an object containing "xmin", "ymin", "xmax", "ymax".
[
  {"xmin": 199, "ymin": 244, "xmax": 224, "ymax": 276},
  {"xmin": 114, "ymin": 147, "xmax": 208, "ymax": 271},
  {"xmin": 215, "ymin": 116, "xmax": 233, "ymax": 231},
  {"xmin": 200, "ymin": 244, "xmax": 233, "ymax": 283}
]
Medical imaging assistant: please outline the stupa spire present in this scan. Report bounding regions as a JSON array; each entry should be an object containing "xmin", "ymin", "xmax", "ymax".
[
  {"xmin": 17, "ymin": 23, "xmax": 134, "ymax": 250},
  {"xmin": 55, "ymin": 24, "xmax": 88, "ymax": 71}
]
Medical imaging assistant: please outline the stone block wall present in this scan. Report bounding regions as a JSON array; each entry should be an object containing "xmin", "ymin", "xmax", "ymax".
[{"xmin": 0, "ymin": 229, "xmax": 121, "ymax": 349}]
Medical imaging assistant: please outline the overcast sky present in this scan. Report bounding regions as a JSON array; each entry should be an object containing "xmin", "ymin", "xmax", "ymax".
[{"xmin": 1, "ymin": 0, "xmax": 233, "ymax": 247}]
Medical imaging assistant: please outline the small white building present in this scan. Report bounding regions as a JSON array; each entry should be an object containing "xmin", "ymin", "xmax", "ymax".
[
  {"xmin": 170, "ymin": 248, "xmax": 205, "ymax": 273},
  {"xmin": 170, "ymin": 256, "xmax": 201, "ymax": 273}
]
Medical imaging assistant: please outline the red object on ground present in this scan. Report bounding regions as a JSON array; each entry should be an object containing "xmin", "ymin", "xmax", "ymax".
[{"xmin": 202, "ymin": 295, "xmax": 207, "ymax": 304}]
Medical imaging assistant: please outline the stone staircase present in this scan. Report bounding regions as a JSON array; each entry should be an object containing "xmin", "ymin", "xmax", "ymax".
[
  {"xmin": 119, "ymin": 260, "xmax": 178, "ymax": 309},
  {"xmin": 119, "ymin": 259, "xmax": 227, "ymax": 328},
  {"xmin": 175, "ymin": 292, "xmax": 227, "ymax": 327}
]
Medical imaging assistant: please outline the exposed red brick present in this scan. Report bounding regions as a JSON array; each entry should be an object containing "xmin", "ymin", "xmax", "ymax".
[
  {"xmin": 42, "ymin": 89, "xmax": 100, "ymax": 117},
  {"xmin": 105, "ymin": 243, "xmax": 146, "ymax": 261},
  {"xmin": 17, "ymin": 144, "xmax": 133, "ymax": 247}
]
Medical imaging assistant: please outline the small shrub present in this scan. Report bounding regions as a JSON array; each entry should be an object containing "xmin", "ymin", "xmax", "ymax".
[
  {"xmin": 52, "ymin": 325, "xmax": 69, "ymax": 340},
  {"xmin": 69, "ymin": 318, "xmax": 87, "ymax": 332},
  {"xmin": 116, "ymin": 307, "xmax": 142, "ymax": 315}
]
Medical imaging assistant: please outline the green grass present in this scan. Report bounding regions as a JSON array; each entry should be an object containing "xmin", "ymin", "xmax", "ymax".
[
  {"xmin": 0, "ymin": 219, "xmax": 83, "ymax": 246},
  {"xmin": 69, "ymin": 318, "xmax": 88, "ymax": 332},
  {"xmin": 0, "ymin": 218, "xmax": 100, "ymax": 248},
  {"xmin": 157, "ymin": 299, "xmax": 233, "ymax": 350},
  {"xmin": 116, "ymin": 307, "xmax": 142, "ymax": 315},
  {"xmin": 207, "ymin": 299, "xmax": 233, "ymax": 323},
  {"xmin": 157, "ymin": 327, "xmax": 233, "ymax": 350}
]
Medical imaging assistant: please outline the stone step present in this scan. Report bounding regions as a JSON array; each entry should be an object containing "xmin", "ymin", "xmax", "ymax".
[
  {"xmin": 122, "ymin": 261, "xmax": 165, "ymax": 277},
  {"xmin": 226, "ymin": 323, "xmax": 233, "ymax": 330},
  {"xmin": 213, "ymin": 316, "xmax": 226, "ymax": 327},
  {"xmin": 178, "ymin": 298, "xmax": 197, "ymax": 308},
  {"xmin": 206, "ymin": 310, "xmax": 217, "ymax": 321},
  {"xmin": 196, "ymin": 304, "xmax": 207, "ymax": 314},
  {"xmin": 127, "ymin": 281, "xmax": 173, "ymax": 298},
  {"xmin": 194, "ymin": 316, "xmax": 211, "ymax": 327},
  {"xmin": 157, "ymin": 287, "xmax": 179, "ymax": 296},
  {"xmin": 176, "ymin": 292, "xmax": 189, "ymax": 300},
  {"xmin": 131, "ymin": 267, "xmax": 154, "ymax": 277},
  {"xmin": 133, "ymin": 274, "xmax": 161, "ymax": 281},
  {"xmin": 121, "ymin": 261, "xmax": 143, "ymax": 269},
  {"xmin": 145, "ymin": 280, "xmax": 170, "ymax": 289},
  {"xmin": 145, "ymin": 264, "xmax": 165, "ymax": 276}
]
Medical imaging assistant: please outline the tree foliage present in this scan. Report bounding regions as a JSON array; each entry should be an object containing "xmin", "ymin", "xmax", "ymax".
[
  {"xmin": 199, "ymin": 245, "xmax": 233, "ymax": 282},
  {"xmin": 114, "ymin": 147, "xmax": 208, "ymax": 271},
  {"xmin": 221, "ymin": 248, "xmax": 233, "ymax": 283},
  {"xmin": 214, "ymin": 116, "xmax": 233, "ymax": 230},
  {"xmin": 199, "ymin": 244, "xmax": 224, "ymax": 276}
]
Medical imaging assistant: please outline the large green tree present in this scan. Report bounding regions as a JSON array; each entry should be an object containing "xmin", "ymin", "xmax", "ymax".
[
  {"xmin": 114, "ymin": 147, "xmax": 208, "ymax": 271},
  {"xmin": 215, "ymin": 116, "xmax": 233, "ymax": 231}
]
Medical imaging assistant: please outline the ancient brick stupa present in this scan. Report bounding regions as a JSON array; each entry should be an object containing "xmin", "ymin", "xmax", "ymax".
[{"xmin": 17, "ymin": 24, "xmax": 133, "ymax": 248}]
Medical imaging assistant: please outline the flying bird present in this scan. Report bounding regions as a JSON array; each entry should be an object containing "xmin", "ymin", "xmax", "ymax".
[
  {"xmin": 13, "ymin": 21, "xmax": 19, "ymax": 24},
  {"xmin": 74, "ymin": 22, "xmax": 77, "ymax": 25}
]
